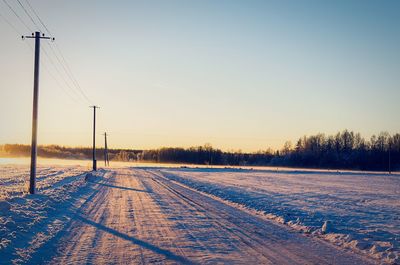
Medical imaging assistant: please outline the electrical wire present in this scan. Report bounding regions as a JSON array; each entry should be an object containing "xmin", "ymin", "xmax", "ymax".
[
  {"xmin": 1, "ymin": 8, "xmax": 82, "ymax": 105},
  {"xmin": 16, "ymin": 0, "xmax": 41, "ymax": 31},
  {"xmin": 46, "ymin": 42, "xmax": 92, "ymax": 104},
  {"xmin": 41, "ymin": 45, "xmax": 88, "ymax": 105},
  {"xmin": 0, "ymin": 9, "xmax": 22, "ymax": 35},
  {"xmin": 41, "ymin": 61, "xmax": 82, "ymax": 105},
  {"xmin": 23, "ymin": 0, "xmax": 92, "ymax": 104},
  {"xmin": 0, "ymin": 8, "xmax": 35, "ymax": 54},
  {"xmin": 24, "ymin": 0, "xmax": 51, "ymax": 34},
  {"xmin": 1, "ymin": 0, "xmax": 100, "ymax": 151},
  {"xmin": 2, "ymin": 0, "xmax": 32, "ymax": 32}
]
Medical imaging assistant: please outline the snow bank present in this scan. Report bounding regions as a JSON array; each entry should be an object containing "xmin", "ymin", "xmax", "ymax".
[
  {"xmin": 0, "ymin": 165, "xmax": 107, "ymax": 264},
  {"xmin": 160, "ymin": 168, "xmax": 400, "ymax": 264}
]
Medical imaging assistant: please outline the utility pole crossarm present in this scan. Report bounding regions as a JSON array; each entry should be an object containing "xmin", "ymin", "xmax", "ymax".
[{"xmin": 23, "ymin": 32, "xmax": 54, "ymax": 40}]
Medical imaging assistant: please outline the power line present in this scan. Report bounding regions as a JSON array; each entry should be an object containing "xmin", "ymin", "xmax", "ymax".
[
  {"xmin": 56, "ymin": 43, "xmax": 92, "ymax": 103},
  {"xmin": 41, "ymin": 60, "xmax": 82, "ymax": 105},
  {"xmin": 0, "ymin": 9, "xmax": 34, "ymax": 54},
  {"xmin": 42, "ymin": 43, "xmax": 91, "ymax": 103},
  {"xmin": 46, "ymin": 42, "xmax": 92, "ymax": 104},
  {"xmin": 24, "ymin": 0, "xmax": 51, "ymax": 34},
  {"xmin": 3, "ymin": 0, "xmax": 94, "ymax": 107},
  {"xmin": 0, "ymin": 1, "xmax": 34, "ymax": 54},
  {"xmin": 22, "ymin": 0, "xmax": 92, "ymax": 104},
  {"xmin": 0, "ymin": 9, "xmax": 22, "ymax": 35},
  {"xmin": 16, "ymin": 0, "xmax": 41, "ymax": 31},
  {"xmin": 5, "ymin": 3, "xmax": 102, "ymax": 182},
  {"xmin": 1, "ymin": 8, "xmax": 81, "ymax": 105},
  {"xmin": 2, "ymin": 0, "xmax": 32, "ymax": 32},
  {"xmin": 41, "ymin": 45, "xmax": 88, "ymax": 105}
]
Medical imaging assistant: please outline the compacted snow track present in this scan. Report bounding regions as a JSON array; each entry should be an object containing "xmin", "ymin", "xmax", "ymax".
[{"xmin": 40, "ymin": 168, "xmax": 374, "ymax": 265}]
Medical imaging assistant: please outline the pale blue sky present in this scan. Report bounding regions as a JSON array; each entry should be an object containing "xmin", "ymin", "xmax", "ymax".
[{"xmin": 0, "ymin": 0, "xmax": 399, "ymax": 151}]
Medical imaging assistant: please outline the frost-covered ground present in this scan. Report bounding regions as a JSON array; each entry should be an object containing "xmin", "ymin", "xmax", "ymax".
[
  {"xmin": 159, "ymin": 167, "xmax": 400, "ymax": 264},
  {"xmin": 0, "ymin": 162, "xmax": 108, "ymax": 264},
  {"xmin": 0, "ymin": 159, "xmax": 396, "ymax": 264},
  {"xmin": 0, "ymin": 164, "xmax": 87, "ymax": 200}
]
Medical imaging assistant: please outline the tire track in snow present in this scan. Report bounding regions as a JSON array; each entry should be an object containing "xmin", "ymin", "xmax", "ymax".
[
  {"xmin": 143, "ymin": 169, "xmax": 302, "ymax": 264},
  {"xmin": 130, "ymin": 170, "xmax": 195, "ymax": 264},
  {"xmin": 144, "ymin": 169, "xmax": 377, "ymax": 265},
  {"xmin": 48, "ymin": 169, "xmax": 193, "ymax": 265},
  {"xmin": 40, "ymin": 168, "xmax": 377, "ymax": 264}
]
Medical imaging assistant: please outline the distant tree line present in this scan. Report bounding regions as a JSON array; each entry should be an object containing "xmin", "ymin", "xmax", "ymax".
[
  {"xmin": 274, "ymin": 130, "xmax": 400, "ymax": 171},
  {"xmin": 1, "ymin": 130, "xmax": 399, "ymax": 171},
  {"xmin": 138, "ymin": 144, "xmax": 274, "ymax": 166}
]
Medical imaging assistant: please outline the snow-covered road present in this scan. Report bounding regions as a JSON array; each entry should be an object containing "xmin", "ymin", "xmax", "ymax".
[{"xmin": 21, "ymin": 168, "xmax": 372, "ymax": 265}]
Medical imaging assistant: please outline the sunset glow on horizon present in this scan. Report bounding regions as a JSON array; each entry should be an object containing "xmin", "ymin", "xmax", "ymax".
[{"xmin": 1, "ymin": 0, "xmax": 399, "ymax": 152}]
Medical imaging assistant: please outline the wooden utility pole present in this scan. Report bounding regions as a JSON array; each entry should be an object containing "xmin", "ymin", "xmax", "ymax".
[
  {"xmin": 90, "ymin": 106, "xmax": 99, "ymax": 171},
  {"xmin": 23, "ymin": 32, "xmax": 54, "ymax": 194},
  {"xmin": 103, "ymin": 132, "xmax": 109, "ymax": 167}
]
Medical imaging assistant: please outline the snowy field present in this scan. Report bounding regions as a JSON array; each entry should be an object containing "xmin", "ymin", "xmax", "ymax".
[
  {"xmin": 0, "ymin": 158, "xmax": 398, "ymax": 264},
  {"xmin": 0, "ymin": 162, "xmax": 94, "ymax": 264},
  {"xmin": 159, "ymin": 167, "xmax": 400, "ymax": 263}
]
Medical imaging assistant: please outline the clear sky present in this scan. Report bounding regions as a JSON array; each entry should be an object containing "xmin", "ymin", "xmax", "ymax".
[{"xmin": 0, "ymin": 0, "xmax": 399, "ymax": 152}]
